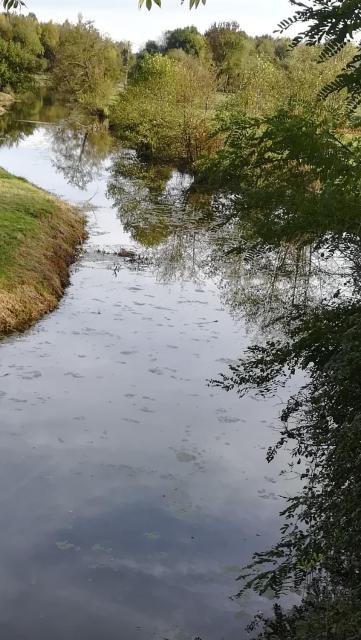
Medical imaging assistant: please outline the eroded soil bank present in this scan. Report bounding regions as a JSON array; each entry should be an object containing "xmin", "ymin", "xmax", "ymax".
[{"xmin": 0, "ymin": 168, "xmax": 85, "ymax": 336}]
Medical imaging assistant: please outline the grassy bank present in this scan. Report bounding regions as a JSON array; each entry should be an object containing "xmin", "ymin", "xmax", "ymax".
[{"xmin": 0, "ymin": 168, "xmax": 85, "ymax": 336}]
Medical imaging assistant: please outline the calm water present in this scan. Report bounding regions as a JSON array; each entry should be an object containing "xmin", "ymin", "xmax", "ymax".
[{"xmin": 0, "ymin": 111, "xmax": 294, "ymax": 639}]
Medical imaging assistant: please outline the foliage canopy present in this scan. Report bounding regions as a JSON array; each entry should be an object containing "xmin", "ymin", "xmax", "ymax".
[
  {"xmin": 278, "ymin": 1, "xmax": 361, "ymax": 108},
  {"xmin": 110, "ymin": 51, "xmax": 216, "ymax": 164},
  {"xmin": 52, "ymin": 18, "xmax": 122, "ymax": 113}
]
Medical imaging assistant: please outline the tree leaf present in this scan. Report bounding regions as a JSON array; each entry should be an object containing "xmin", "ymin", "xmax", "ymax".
[
  {"xmin": 138, "ymin": 0, "xmax": 206, "ymax": 7},
  {"xmin": 2, "ymin": 0, "xmax": 24, "ymax": 8}
]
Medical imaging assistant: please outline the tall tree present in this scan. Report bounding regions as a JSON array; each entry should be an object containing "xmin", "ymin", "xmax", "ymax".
[
  {"xmin": 163, "ymin": 25, "xmax": 207, "ymax": 57},
  {"xmin": 53, "ymin": 18, "xmax": 122, "ymax": 113},
  {"xmin": 40, "ymin": 21, "xmax": 61, "ymax": 65},
  {"xmin": 205, "ymin": 22, "xmax": 253, "ymax": 91}
]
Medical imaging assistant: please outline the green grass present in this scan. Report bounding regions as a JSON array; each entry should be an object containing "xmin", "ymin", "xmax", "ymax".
[
  {"xmin": 0, "ymin": 167, "xmax": 85, "ymax": 336},
  {"xmin": 0, "ymin": 168, "xmax": 57, "ymax": 277}
]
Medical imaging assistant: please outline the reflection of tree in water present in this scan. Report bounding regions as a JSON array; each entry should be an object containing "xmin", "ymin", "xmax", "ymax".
[
  {"xmin": 210, "ymin": 208, "xmax": 361, "ymax": 635},
  {"xmin": 213, "ymin": 230, "xmax": 358, "ymax": 331},
  {"xmin": 50, "ymin": 119, "xmax": 114, "ymax": 190},
  {"xmin": 108, "ymin": 153, "xmax": 353, "ymax": 319},
  {"xmin": 0, "ymin": 90, "xmax": 67, "ymax": 148},
  {"xmin": 2, "ymin": 92, "xmax": 114, "ymax": 190},
  {"xmin": 221, "ymin": 287, "xmax": 361, "ymax": 639},
  {"xmin": 107, "ymin": 153, "xmax": 218, "ymax": 282},
  {"xmin": 109, "ymin": 141, "xmax": 361, "ymax": 637},
  {"xmin": 0, "ymin": 87, "xmax": 117, "ymax": 195}
]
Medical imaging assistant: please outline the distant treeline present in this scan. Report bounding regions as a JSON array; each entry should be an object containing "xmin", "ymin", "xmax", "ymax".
[
  {"xmin": 139, "ymin": 23, "xmax": 292, "ymax": 92},
  {"xmin": 0, "ymin": 14, "xmax": 356, "ymax": 162},
  {"xmin": 0, "ymin": 12, "xmax": 130, "ymax": 112}
]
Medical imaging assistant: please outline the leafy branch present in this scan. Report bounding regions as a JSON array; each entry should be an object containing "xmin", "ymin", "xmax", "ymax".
[
  {"xmin": 138, "ymin": 0, "xmax": 206, "ymax": 9},
  {"xmin": 2, "ymin": 0, "xmax": 24, "ymax": 8},
  {"xmin": 277, "ymin": 0, "xmax": 361, "ymax": 108}
]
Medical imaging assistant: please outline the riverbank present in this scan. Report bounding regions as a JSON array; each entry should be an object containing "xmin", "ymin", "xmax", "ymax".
[{"xmin": 0, "ymin": 168, "xmax": 85, "ymax": 337}]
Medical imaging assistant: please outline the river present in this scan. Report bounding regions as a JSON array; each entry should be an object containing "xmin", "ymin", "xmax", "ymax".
[{"xmin": 0, "ymin": 102, "xmax": 294, "ymax": 639}]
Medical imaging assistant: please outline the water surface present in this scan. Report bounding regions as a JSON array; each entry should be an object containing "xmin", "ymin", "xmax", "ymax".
[{"xmin": 0, "ymin": 112, "xmax": 292, "ymax": 639}]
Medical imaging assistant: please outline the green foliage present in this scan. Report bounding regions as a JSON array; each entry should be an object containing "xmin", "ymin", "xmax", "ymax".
[
  {"xmin": 1, "ymin": 0, "xmax": 24, "ymax": 9},
  {"xmin": 8, "ymin": 14, "xmax": 43, "ymax": 56},
  {"xmin": 143, "ymin": 39, "xmax": 162, "ymax": 55},
  {"xmin": 0, "ymin": 38, "xmax": 41, "ymax": 91},
  {"xmin": 278, "ymin": 0, "xmax": 361, "ymax": 109},
  {"xmin": 52, "ymin": 18, "xmax": 122, "ymax": 113},
  {"xmin": 203, "ymin": 91, "xmax": 361, "ymax": 640},
  {"xmin": 0, "ymin": 13, "xmax": 45, "ymax": 91},
  {"xmin": 247, "ymin": 594, "xmax": 361, "ymax": 640},
  {"xmin": 254, "ymin": 34, "xmax": 289, "ymax": 61},
  {"xmin": 205, "ymin": 22, "xmax": 254, "ymax": 92},
  {"xmin": 40, "ymin": 21, "xmax": 60, "ymax": 66},
  {"xmin": 199, "ymin": 108, "xmax": 361, "ymax": 244},
  {"xmin": 279, "ymin": 0, "xmax": 361, "ymax": 50},
  {"xmin": 0, "ymin": 13, "xmax": 125, "ymax": 100},
  {"xmin": 163, "ymin": 25, "xmax": 207, "ymax": 57},
  {"xmin": 137, "ymin": 26, "xmax": 209, "ymax": 73},
  {"xmin": 223, "ymin": 293, "xmax": 361, "ymax": 639},
  {"xmin": 110, "ymin": 52, "xmax": 217, "ymax": 165},
  {"xmin": 217, "ymin": 44, "xmax": 352, "ymax": 122}
]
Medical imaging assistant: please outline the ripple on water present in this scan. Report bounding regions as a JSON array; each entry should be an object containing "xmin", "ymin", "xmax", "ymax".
[{"xmin": 0, "ymin": 125, "xmax": 291, "ymax": 640}]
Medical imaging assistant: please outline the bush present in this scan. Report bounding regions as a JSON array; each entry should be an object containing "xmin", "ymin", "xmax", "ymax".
[
  {"xmin": 0, "ymin": 38, "xmax": 41, "ymax": 92},
  {"xmin": 110, "ymin": 52, "xmax": 217, "ymax": 165}
]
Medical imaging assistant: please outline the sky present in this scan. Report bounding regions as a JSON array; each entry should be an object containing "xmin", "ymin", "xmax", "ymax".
[{"xmin": 23, "ymin": 0, "xmax": 292, "ymax": 49}]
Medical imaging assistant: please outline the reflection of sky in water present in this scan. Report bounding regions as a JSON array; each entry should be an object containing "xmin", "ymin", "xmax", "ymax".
[{"xmin": 0, "ymin": 128, "xmax": 296, "ymax": 639}]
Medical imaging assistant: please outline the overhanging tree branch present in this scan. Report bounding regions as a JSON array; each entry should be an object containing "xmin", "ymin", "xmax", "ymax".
[
  {"xmin": 2, "ymin": 0, "xmax": 24, "ymax": 9},
  {"xmin": 277, "ymin": 1, "xmax": 361, "ymax": 109},
  {"xmin": 138, "ymin": 0, "xmax": 206, "ymax": 8}
]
